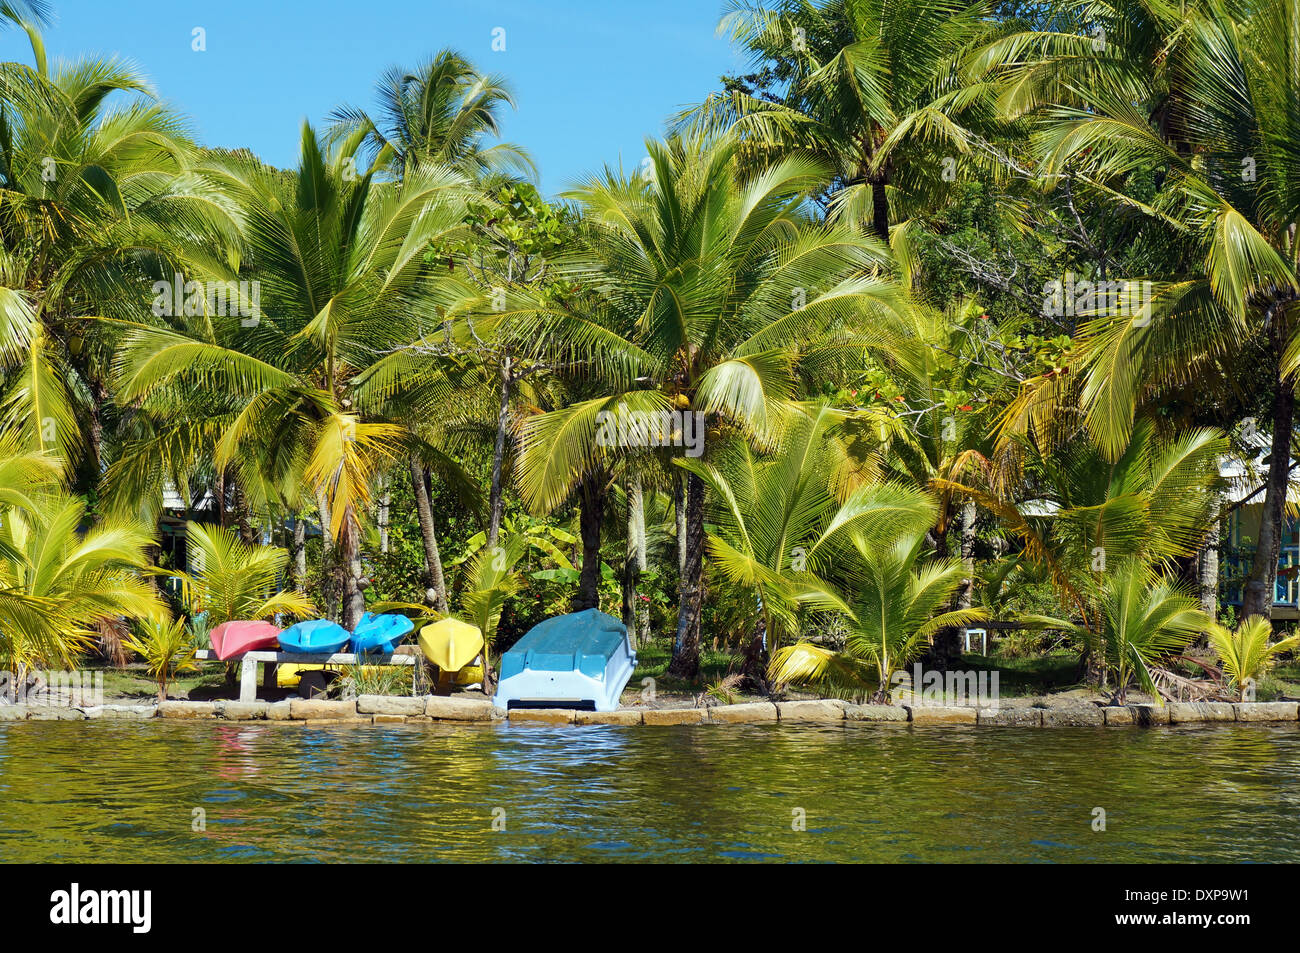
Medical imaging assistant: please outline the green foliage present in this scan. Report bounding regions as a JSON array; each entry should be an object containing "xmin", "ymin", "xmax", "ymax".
[
  {"xmin": 0, "ymin": 445, "xmax": 163, "ymax": 672},
  {"xmin": 122, "ymin": 617, "xmax": 198, "ymax": 702},
  {"xmin": 169, "ymin": 523, "xmax": 314, "ymax": 627},
  {"xmin": 771, "ymin": 525, "xmax": 987, "ymax": 700},
  {"xmin": 1083, "ymin": 564, "xmax": 1214, "ymax": 704},
  {"xmin": 1209, "ymin": 616, "xmax": 1300, "ymax": 701},
  {"xmin": 7, "ymin": 4, "xmax": 1300, "ymax": 706}
]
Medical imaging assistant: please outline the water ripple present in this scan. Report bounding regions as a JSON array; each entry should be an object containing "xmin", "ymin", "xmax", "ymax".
[{"xmin": 0, "ymin": 721, "xmax": 1297, "ymax": 862}]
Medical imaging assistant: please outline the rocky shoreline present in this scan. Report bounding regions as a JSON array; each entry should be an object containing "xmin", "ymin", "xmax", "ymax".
[{"xmin": 0, "ymin": 696, "xmax": 1297, "ymax": 726}]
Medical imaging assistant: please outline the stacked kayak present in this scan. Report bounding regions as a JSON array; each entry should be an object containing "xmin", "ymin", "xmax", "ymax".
[
  {"xmin": 350, "ymin": 612, "xmax": 414, "ymax": 653},
  {"xmin": 493, "ymin": 608, "xmax": 636, "ymax": 712},
  {"xmin": 278, "ymin": 618, "xmax": 351, "ymax": 655},
  {"xmin": 419, "ymin": 618, "xmax": 483, "ymax": 672},
  {"xmin": 210, "ymin": 620, "xmax": 281, "ymax": 661},
  {"xmin": 420, "ymin": 618, "xmax": 485, "ymax": 687}
]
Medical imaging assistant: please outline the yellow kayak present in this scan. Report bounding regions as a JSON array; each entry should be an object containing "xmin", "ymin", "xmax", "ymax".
[
  {"xmin": 277, "ymin": 663, "xmax": 328, "ymax": 688},
  {"xmin": 277, "ymin": 662, "xmax": 384, "ymax": 689},
  {"xmin": 419, "ymin": 619, "xmax": 484, "ymax": 672}
]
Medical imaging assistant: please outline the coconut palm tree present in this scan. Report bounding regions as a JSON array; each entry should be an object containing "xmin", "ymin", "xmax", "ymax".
[
  {"xmin": 331, "ymin": 49, "xmax": 533, "ymax": 186},
  {"xmin": 770, "ymin": 524, "xmax": 987, "ymax": 700},
  {"xmin": 122, "ymin": 616, "xmax": 198, "ymax": 703},
  {"xmin": 167, "ymin": 522, "xmax": 314, "ymax": 627},
  {"xmin": 334, "ymin": 51, "xmax": 539, "ymax": 599},
  {"xmin": 682, "ymin": 0, "xmax": 1008, "ymax": 238},
  {"xmin": 114, "ymin": 122, "xmax": 476, "ymax": 629},
  {"xmin": 1082, "ymin": 562, "xmax": 1212, "ymax": 703},
  {"xmin": 680, "ymin": 401, "xmax": 885, "ymax": 683},
  {"xmin": 0, "ymin": 487, "xmax": 163, "ymax": 675},
  {"xmin": 458, "ymin": 530, "xmax": 532, "ymax": 693},
  {"xmin": 937, "ymin": 418, "xmax": 1227, "ymax": 622},
  {"xmin": 509, "ymin": 132, "xmax": 909, "ymax": 677},
  {"xmin": 998, "ymin": 0, "xmax": 1300, "ymax": 619},
  {"xmin": 0, "ymin": 27, "xmax": 238, "ymax": 486},
  {"xmin": 1209, "ymin": 615, "xmax": 1300, "ymax": 700}
]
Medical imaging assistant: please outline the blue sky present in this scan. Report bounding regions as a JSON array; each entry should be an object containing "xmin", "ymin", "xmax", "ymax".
[{"xmin": 1, "ymin": 0, "xmax": 745, "ymax": 197}]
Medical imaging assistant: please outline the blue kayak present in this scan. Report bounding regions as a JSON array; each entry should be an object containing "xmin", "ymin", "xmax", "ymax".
[
  {"xmin": 350, "ymin": 613, "xmax": 414, "ymax": 654},
  {"xmin": 278, "ymin": 619, "xmax": 351, "ymax": 654}
]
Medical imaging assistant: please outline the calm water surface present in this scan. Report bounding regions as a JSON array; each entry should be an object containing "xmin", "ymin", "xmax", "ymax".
[{"xmin": 1, "ymin": 721, "xmax": 1297, "ymax": 862}]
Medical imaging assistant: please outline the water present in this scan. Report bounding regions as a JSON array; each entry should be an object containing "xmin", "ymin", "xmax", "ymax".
[{"xmin": 1, "ymin": 721, "xmax": 1298, "ymax": 862}]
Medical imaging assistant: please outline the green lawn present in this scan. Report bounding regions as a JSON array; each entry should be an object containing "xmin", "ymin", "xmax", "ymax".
[{"xmin": 96, "ymin": 664, "xmax": 232, "ymax": 702}]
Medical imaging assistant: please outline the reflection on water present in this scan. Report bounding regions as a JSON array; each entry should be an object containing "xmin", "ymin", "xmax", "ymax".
[{"xmin": 0, "ymin": 721, "xmax": 1297, "ymax": 862}]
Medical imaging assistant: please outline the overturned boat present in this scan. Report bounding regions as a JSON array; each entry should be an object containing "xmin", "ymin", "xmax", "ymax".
[{"xmin": 493, "ymin": 609, "xmax": 636, "ymax": 713}]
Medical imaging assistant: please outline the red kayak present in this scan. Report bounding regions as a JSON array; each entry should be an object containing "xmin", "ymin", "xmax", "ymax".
[{"xmin": 210, "ymin": 621, "xmax": 282, "ymax": 661}]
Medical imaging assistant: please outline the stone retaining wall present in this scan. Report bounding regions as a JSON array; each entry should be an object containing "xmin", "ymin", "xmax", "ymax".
[{"xmin": 0, "ymin": 698, "xmax": 1297, "ymax": 727}]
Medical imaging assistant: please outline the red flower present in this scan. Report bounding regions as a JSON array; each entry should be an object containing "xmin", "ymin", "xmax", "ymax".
[{"xmin": 958, "ymin": 404, "xmax": 973, "ymax": 411}]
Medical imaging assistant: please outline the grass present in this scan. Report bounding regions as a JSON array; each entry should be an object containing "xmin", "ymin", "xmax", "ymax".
[
  {"xmin": 1258, "ymin": 660, "xmax": 1300, "ymax": 701},
  {"xmin": 630, "ymin": 639, "xmax": 736, "ymax": 695},
  {"xmin": 964, "ymin": 651, "xmax": 1088, "ymax": 697},
  {"xmin": 95, "ymin": 663, "xmax": 228, "ymax": 701},
  {"xmin": 629, "ymin": 640, "xmax": 1088, "ymax": 701}
]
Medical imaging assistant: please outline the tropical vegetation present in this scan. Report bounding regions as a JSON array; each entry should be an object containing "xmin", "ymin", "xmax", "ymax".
[{"xmin": 3, "ymin": 0, "xmax": 1299, "ymax": 708}]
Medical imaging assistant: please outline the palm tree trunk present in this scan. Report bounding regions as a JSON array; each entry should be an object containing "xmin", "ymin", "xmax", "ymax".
[
  {"xmin": 340, "ymin": 509, "xmax": 365, "ymax": 631},
  {"xmin": 622, "ymin": 475, "xmax": 644, "ymax": 639},
  {"xmin": 408, "ymin": 454, "xmax": 448, "ymax": 612},
  {"xmin": 291, "ymin": 514, "xmax": 307, "ymax": 587},
  {"xmin": 1198, "ymin": 519, "xmax": 1220, "ymax": 620},
  {"xmin": 958, "ymin": 499, "xmax": 977, "ymax": 611},
  {"xmin": 675, "ymin": 471, "xmax": 687, "ymax": 577},
  {"xmin": 926, "ymin": 517, "xmax": 961, "ymax": 666},
  {"xmin": 316, "ymin": 488, "xmax": 339, "ymax": 622},
  {"xmin": 870, "ymin": 176, "xmax": 890, "ymax": 241},
  {"xmin": 214, "ymin": 469, "xmax": 227, "ymax": 528},
  {"xmin": 86, "ymin": 378, "xmax": 110, "ymax": 497},
  {"xmin": 1243, "ymin": 372, "xmax": 1295, "ymax": 620},
  {"xmin": 667, "ymin": 472, "xmax": 705, "ymax": 679},
  {"xmin": 377, "ymin": 474, "xmax": 390, "ymax": 554},
  {"xmin": 574, "ymin": 473, "xmax": 605, "ymax": 611},
  {"xmin": 234, "ymin": 483, "xmax": 256, "ymax": 544},
  {"xmin": 738, "ymin": 598, "xmax": 770, "ymax": 693},
  {"xmin": 486, "ymin": 356, "xmax": 512, "ymax": 550}
]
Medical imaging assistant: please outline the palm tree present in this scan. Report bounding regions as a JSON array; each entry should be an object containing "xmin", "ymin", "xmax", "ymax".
[
  {"xmin": 511, "ymin": 132, "xmax": 908, "ymax": 677},
  {"xmin": 331, "ymin": 49, "xmax": 533, "ymax": 186},
  {"xmin": 122, "ymin": 617, "xmax": 198, "ymax": 703},
  {"xmin": 0, "ymin": 487, "xmax": 163, "ymax": 675},
  {"xmin": 1209, "ymin": 615, "xmax": 1300, "ymax": 700},
  {"xmin": 115, "ymin": 122, "xmax": 476, "ymax": 629},
  {"xmin": 770, "ymin": 526, "xmax": 987, "ymax": 700},
  {"xmin": 458, "ymin": 531, "xmax": 529, "ymax": 692},
  {"xmin": 0, "ymin": 27, "xmax": 236, "ymax": 486},
  {"xmin": 683, "ymin": 0, "xmax": 1005, "ymax": 238},
  {"xmin": 335, "ymin": 51, "xmax": 541, "ymax": 599},
  {"xmin": 681, "ymin": 402, "xmax": 883, "ymax": 684},
  {"xmin": 1082, "ymin": 563, "xmax": 1211, "ymax": 703},
  {"xmin": 999, "ymin": 0, "xmax": 1300, "ymax": 619},
  {"xmin": 938, "ymin": 419, "xmax": 1227, "ymax": 623},
  {"xmin": 167, "ymin": 523, "xmax": 314, "ymax": 627}
]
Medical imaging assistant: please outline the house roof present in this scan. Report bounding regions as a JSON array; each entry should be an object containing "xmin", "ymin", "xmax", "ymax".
[{"xmin": 1219, "ymin": 433, "xmax": 1300, "ymax": 505}]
